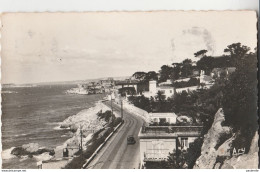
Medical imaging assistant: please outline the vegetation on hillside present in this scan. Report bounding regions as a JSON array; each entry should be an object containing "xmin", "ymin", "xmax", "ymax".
[
  {"xmin": 65, "ymin": 111, "xmax": 123, "ymax": 169},
  {"xmin": 130, "ymin": 43, "xmax": 257, "ymax": 168}
]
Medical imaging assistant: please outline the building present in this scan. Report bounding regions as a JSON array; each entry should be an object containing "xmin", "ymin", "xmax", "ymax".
[
  {"xmin": 158, "ymin": 79, "xmax": 172, "ymax": 86},
  {"xmin": 115, "ymin": 80, "xmax": 139, "ymax": 92},
  {"xmin": 211, "ymin": 67, "xmax": 236, "ymax": 78},
  {"xmin": 143, "ymin": 80, "xmax": 175, "ymax": 99},
  {"xmin": 100, "ymin": 78, "xmax": 115, "ymax": 87},
  {"xmin": 149, "ymin": 112, "xmax": 177, "ymax": 124},
  {"xmin": 192, "ymin": 69, "xmax": 200, "ymax": 76},
  {"xmin": 175, "ymin": 86, "xmax": 199, "ymax": 94},
  {"xmin": 138, "ymin": 126, "xmax": 203, "ymax": 168}
]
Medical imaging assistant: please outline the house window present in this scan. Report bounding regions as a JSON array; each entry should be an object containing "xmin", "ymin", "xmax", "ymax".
[
  {"xmin": 170, "ymin": 90, "xmax": 172, "ymax": 93},
  {"xmin": 181, "ymin": 138, "xmax": 188, "ymax": 148}
]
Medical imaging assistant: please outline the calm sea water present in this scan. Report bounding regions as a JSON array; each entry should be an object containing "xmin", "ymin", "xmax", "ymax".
[{"xmin": 1, "ymin": 84, "xmax": 104, "ymax": 168}]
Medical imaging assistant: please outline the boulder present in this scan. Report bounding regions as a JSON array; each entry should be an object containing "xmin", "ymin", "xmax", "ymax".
[
  {"xmin": 22, "ymin": 143, "xmax": 39, "ymax": 153},
  {"xmin": 11, "ymin": 143, "xmax": 55, "ymax": 157},
  {"xmin": 70, "ymin": 124, "xmax": 78, "ymax": 133},
  {"xmin": 36, "ymin": 148, "xmax": 55, "ymax": 156},
  {"xmin": 11, "ymin": 147, "xmax": 30, "ymax": 156},
  {"xmin": 60, "ymin": 123, "xmax": 70, "ymax": 128}
]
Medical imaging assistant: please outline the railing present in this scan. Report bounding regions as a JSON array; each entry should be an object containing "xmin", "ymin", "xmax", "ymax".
[
  {"xmin": 81, "ymin": 121, "xmax": 124, "ymax": 169},
  {"xmin": 142, "ymin": 126, "xmax": 203, "ymax": 134}
]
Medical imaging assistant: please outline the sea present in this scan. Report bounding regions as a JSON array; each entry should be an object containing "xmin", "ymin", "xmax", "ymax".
[{"xmin": 1, "ymin": 84, "xmax": 105, "ymax": 169}]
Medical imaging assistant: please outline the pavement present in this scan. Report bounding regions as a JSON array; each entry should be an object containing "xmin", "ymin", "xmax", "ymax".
[{"xmin": 86, "ymin": 101, "xmax": 145, "ymax": 169}]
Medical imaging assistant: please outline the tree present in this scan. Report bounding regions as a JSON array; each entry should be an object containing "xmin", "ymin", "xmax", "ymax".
[
  {"xmin": 196, "ymin": 56, "xmax": 215, "ymax": 74},
  {"xmin": 171, "ymin": 63, "xmax": 181, "ymax": 81},
  {"xmin": 194, "ymin": 49, "xmax": 208, "ymax": 58},
  {"xmin": 159, "ymin": 65, "xmax": 174, "ymax": 82},
  {"xmin": 224, "ymin": 42, "xmax": 250, "ymax": 66},
  {"xmin": 166, "ymin": 149, "xmax": 188, "ymax": 169},
  {"xmin": 144, "ymin": 71, "xmax": 158, "ymax": 82},
  {"xmin": 221, "ymin": 51, "xmax": 257, "ymax": 152},
  {"xmin": 118, "ymin": 87, "xmax": 136, "ymax": 96},
  {"xmin": 181, "ymin": 59, "xmax": 193, "ymax": 77},
  {"xmin": 186, "ymin": 138, "xmax": 203, "ymax": 168},
  {"xmin": 154, "ymin": 91, "xmax": 166, "ymax": 111},
  {"xmin": 132, "ymin": 71, "xmax": 147, "ymax": 81}
]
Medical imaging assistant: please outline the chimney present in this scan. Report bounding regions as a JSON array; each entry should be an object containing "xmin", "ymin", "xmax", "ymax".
[{"xmin": 149, "ymin": 80, "xmax": 157, "ymax": 94}]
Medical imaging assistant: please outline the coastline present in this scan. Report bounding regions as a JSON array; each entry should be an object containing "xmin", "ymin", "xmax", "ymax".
[
  {"xmin": 2, "ymin": 92, "xmax": 107, "ymax": 169},
  {"xmin": 42, "ymin": 100, "xmax": 111, "ymax": 168}
]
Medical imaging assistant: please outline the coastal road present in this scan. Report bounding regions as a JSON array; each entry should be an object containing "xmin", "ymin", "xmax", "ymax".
[{"xmin": 87, "ymin": 101, "xmax": 145, "ymax": 169}]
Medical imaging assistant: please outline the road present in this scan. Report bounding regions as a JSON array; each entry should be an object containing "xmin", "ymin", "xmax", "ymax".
[{"xmin": 87, "ymin": 101, "xmax": 145, "ymax": 169}]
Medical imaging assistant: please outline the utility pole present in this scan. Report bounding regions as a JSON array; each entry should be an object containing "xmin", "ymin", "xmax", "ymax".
[
  {"xmin": 80, "ymin": 126, "xmax": 83, "ymax": 151},
  {"xmin": 176, "ymin": 136, "xmax": 179, "ymax": 162},
  {"xmin": 110, "ymin": 92, "xmax": 113, "ymax": 115},
  {"xmin": 121, "ymin": 99, "xmax": 123, "ymax": 119}
]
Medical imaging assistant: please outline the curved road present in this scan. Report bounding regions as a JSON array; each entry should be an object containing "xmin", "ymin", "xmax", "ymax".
[{"xmin": 87, "ymin": 101, "xmax": 144, "ymax": 169}]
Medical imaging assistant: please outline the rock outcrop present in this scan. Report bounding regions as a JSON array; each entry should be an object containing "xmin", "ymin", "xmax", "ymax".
[
  {"xmin": 220, "ymin": 132, "xmax": 258, "ymax": 169},
  {"xmin": 194, "ymin": 108, "xmax": 258, "ymax": 169},
  {"xmin": 194, "ymin": 108, "xmax": 231, "ymax": 168},
  {"xmin": 11, "ymin": 143, "xmax": 55, "ymax": 158}
]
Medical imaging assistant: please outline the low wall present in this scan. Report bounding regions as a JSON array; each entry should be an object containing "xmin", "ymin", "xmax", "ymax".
[
  {"xmin": 123, "ymin": 101, "xmax": 150, "ymax": 123},
  {"xmin": 81, "ymin": 121, "xmax": 124, "ymax": 169}
]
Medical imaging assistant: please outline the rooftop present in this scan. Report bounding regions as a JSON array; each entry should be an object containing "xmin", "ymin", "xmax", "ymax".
[
  {"xmin": 149, "ymin": 112, "xmax": 177, "ymax": 118},
  {"xmin": 115, "ymin": 80, "xmax": 139, "ymax": 85},
  {"xmin": 157, "ymin": 86, "xmax": 174, "ymax": 89},
  {"xmin": 138, "ymin": 126, "xmax": 203, "ymax": 139}
]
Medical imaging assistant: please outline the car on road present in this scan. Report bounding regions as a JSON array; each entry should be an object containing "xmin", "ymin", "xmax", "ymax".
[{"xmin": 127, "ymin": 135, "xmax": 136, "ymax": 145}]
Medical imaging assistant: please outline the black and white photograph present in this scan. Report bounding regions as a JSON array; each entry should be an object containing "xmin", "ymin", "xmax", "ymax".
[{"xmin": 1, "ymin": 10, "xmax": 258, "ymax": 169}]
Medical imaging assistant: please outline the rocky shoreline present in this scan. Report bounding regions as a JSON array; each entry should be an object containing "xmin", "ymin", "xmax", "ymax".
[
  {"xmin": 6, "ymin": 101, "xmax": 112, "ymax": 168},
  {"xmin": 11, "ymin": 143, "xmax": 55, "ymax": 158}
]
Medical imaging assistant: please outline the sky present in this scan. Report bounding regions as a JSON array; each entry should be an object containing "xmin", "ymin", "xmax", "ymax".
[{"xmin": 1, "ymin": 11, "xmax": 257, "ymax": 84}]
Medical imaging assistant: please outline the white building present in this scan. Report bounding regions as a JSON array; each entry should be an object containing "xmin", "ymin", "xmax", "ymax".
[
  {"xmin": 115, "ymin": 80, "xmax": 138, "ymax": 92},
  {"xmin": 175, "ymin": 70, "xmax": 214, "ymax": 93},
  {"xmin": 149, "ymin": 112, "xmax": 177, "ymax": 124},
  {"xmin": 158, "ymin": 79, "xmax": 172, "ymax": 86},
  {"xmin": 138, "ymin": 126, "xmax": 203, "ymax": 168},
  {"xmin": 175, "ymin": 86, "xmax": 199, "ymax": 94},
  {"xmin": 143, "ymin": 80, "xmax": 175, "ymax": 99}
]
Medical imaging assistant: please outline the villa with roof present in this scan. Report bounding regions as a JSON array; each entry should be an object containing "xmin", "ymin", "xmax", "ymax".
[{"xmin": 142, "ymin": 80, "xmax": 175, "ymax": 99}]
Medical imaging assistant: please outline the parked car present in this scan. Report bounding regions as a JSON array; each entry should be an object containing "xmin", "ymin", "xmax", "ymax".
[{"xmin": 127, "ymin": 135, "xmax": 136, "ymax": 145}]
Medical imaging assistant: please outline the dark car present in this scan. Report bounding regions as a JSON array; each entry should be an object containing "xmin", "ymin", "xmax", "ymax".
[{"xmin": 127, "ymin": 135, "xmax": 136, "ymax": 145}]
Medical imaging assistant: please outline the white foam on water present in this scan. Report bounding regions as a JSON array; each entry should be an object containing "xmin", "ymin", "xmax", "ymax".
[
  {"xmin": 14, "ymin": 133, "xmax": 28, "ymax": 137},
  {"xmin": 2, "ymin": 147, "xmax": 16, "ymax": 160},
  {"xmin": 33, "ymin": 152, "xmax": 53, "ymax": 162},
  {"xmin": 53, "ymin": 126, "xmax": 70, "ymax": 130},
  {"xmin": 19, "ymin": 155, "xmax": 29, "ymax": 162}
]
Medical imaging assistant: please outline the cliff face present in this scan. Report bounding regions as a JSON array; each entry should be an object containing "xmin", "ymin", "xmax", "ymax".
[
  {"xmin": 194, "ymin": 108, "xmax": 258, "ymax": 169},
  {"xmin": 193, "ymin": 108, "xmax": 231, "ymax": 168},
  {"xmin": 220, "ymin": 132, "xmax": 258, "ymax": 169}
]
